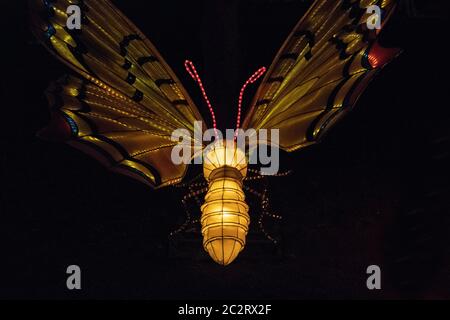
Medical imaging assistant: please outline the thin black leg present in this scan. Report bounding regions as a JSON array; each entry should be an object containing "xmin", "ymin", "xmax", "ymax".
[
  {"xmin": 243, "ymin": 184, "xmax": 281, "ymax": 244},
  {"xmin": 169, "ymin": 184, "xmax": 208, "ymax": 237}
]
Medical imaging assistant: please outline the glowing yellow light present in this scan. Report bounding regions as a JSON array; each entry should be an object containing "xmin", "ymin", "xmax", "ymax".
[{"xmin": 201, "ymin": 141, "xmax": 249, "ymax": 266}]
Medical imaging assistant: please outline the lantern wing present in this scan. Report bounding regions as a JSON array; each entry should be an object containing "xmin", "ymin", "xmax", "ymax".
[
  {"xmin": 242, "ymin": 0, "xmax": 401, "ymax": 152},
  {"xmin": 30, "ymin": 0, "xmax": 205, "ymax": 188}
]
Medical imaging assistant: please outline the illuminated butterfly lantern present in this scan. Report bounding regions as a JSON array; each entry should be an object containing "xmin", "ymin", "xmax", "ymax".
[{"xmin": 30, "ymin": 0, "xmax": 401, "ymax": 265}]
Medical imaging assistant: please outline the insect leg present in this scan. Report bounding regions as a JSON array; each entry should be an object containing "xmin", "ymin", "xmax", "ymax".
[
  {"xmin": 173, "ymin": 173, "xmax": 205, "ymax": 188},
  {"xmin": 169, "ymin": 185, "xmax": 208, "ymax": 236},
  {"xmin": 244, "ymin": 169, "xmax": 293, "ymax": 182},
  {"xmin": 188, "ymin": 182, "xmax": 208, "ymax": 224},
  {"xmin": 243, "ymin": 184, "xmax": 281, "ymax": 244}
]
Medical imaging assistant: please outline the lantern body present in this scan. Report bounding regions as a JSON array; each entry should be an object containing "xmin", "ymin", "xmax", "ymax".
[{"xmin": 201, "ymin": 141, "xmax": 249, "ymax": 265}]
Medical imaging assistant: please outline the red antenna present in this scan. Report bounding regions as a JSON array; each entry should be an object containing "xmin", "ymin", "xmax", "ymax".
[
  {"xmin": 235, "ymin": 66, "xmax": 266, "ymax": 137},
  {"xmin": 184, "ymin": 60, "xmax": 218, "ymax": 139}
]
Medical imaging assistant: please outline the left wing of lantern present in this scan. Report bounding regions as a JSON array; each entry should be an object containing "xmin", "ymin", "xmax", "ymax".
[
  {"xmin": 41, "ymin": 75, "xmax": 189, "ymax": 188},
  {"xmin": 29, "ymin": 0, "xmax": 206, "ymax": 188},
  {"xmin": 242, "ymin": 0, "xmax": 401, "ymax": 152}
]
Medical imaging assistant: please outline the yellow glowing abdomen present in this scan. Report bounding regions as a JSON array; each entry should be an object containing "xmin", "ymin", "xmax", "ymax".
[{"xmin": 201, "ymin": 141, "xmax": 249, "ymax": 266}]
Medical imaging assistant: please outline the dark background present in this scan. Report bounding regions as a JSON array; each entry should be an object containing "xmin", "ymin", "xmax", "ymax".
[{"xmin": 1, "ymin": 0, "xmax": 449, "ymax": 299}]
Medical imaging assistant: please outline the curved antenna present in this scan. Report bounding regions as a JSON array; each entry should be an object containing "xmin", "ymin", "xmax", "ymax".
[
  {"xmin": 235, "ymin": 66, "xmax": 266, "ymax": 137},
  {"xmin": 184, "ymin": 60, "xmax": 218, "ymax": 139}
]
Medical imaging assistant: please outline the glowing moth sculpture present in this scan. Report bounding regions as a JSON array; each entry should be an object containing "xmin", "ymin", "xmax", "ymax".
[{"xmin": 30, "ymin": 0, "xmax": 401, "ymax": 265}]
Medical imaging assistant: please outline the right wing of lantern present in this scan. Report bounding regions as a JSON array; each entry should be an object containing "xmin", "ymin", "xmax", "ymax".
[
  {"xmin": 242, "ymin": 0, "xmax": 401, "ymax": 152},
  {"xmin": 29, "ymin": 0, "xmax": 205, "ymax": 188}
]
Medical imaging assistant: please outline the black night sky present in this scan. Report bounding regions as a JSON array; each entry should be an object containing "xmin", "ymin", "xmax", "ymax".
[{"xmin": 1, "ymin": 0, "xmax": 449, "ymax": 299}]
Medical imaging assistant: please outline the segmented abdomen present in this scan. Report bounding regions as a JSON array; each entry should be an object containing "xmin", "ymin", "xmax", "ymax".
[{"xmin": 201, "ymin": 166, "xmax": 250, "ymax": 266}]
